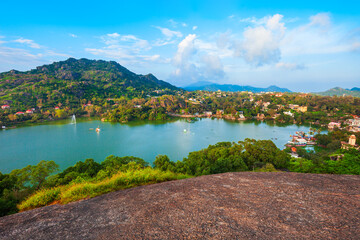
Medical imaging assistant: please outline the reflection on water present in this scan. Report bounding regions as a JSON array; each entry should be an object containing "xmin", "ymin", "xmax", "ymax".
[{"xmin": 0, "ymin": 118, "xmax": 312, "ymax": 173}]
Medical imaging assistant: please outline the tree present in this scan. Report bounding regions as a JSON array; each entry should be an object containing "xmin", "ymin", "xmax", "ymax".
[
  {"xmin": 10, "ymin": 160, "xmax": 59, "ymax": 190},
  {"xmin": 154, "ymin": 155, "xmax": 173, "ymax": 171}
]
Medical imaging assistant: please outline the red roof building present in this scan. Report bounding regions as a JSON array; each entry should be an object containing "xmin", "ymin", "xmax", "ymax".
[
  {"xmin": 1, "ymin": 105, "xmax": 10, "ymax": 109},
  {"xmin": 16, "ymin": 112, "xmax": 25, "ymax": 115}
]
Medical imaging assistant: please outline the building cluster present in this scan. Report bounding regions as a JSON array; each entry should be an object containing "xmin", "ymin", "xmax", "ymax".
[
  {"xmin": 288, "ymin": 104, "xmax": 307, "ymax": 113},
  {"xmin": 327, "ymin": 117, "xmax": 360, "ymax": 132},
  {"xmin": 345, "ymin": 118, "xmax": 360, "ymax": 132}
]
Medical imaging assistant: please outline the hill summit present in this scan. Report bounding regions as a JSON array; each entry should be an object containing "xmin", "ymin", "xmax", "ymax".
[{"xmin": 0, "ymin": 58, "xmax": 179, "ymax": 105}]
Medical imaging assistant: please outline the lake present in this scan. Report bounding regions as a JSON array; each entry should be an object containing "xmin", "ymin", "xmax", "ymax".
[{"xmin": 0, "ymin": 118, "xmax": 312, "ymax": 173}]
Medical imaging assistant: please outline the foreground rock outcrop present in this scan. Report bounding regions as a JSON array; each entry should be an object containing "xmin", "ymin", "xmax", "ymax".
[{"xmin": 1, "ymin": 172, "xmax": 359, "ymax": 239}]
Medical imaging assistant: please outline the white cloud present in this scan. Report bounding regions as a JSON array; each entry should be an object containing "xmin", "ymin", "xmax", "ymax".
[
  {"xmin": 107, "ymin": 33, "xmax": 120, "ymax": 38},
  {"xmin": 309, "ymin": 13, "xmax": 331, "ymax": 28},
  {"xmin": 13, "ymin": 38, "xmax": 41, "ymax": 49},
  {"xmin": 171, "ymin": 34, "xmax": 225, "ymax": 83},
  {"xmin": 201, "ymin": 54, "xmax": 225, "ymax": 79},
  {"xmin": 155, "ymin": 27, "xmax": 182, "ymax": 39},
  {"xmin": 0, "ymin": 43, "xmax": 70, "ymax": 72},
  {"xmin": 192, "ymin": 26, "xmax": 198, "ymax": 31},
  {"xmin": 168, "ymin": 19, "xmax": 187, "ymax": 28},
  {"xmin": 280, "ymin": 13, "xmax": 357, "ymax": 56},
  {"xmin": 69, "ymin": 33, "xmax": 78, "ymax": 38},
  {"xmin": 239, "ymin": 17, "xmax": 259, "ymax": 24},
  {"xmin": 0, "ymin": 37, "xmax": 6, "ymax": 44},
  {"xmin": 276, "ymin": 62, "xmax": 305, "ymax": 70},
  {"xmin": 86, "ymin": 33, "xmax": 170, "ymax": 65},
  {"xmin": 352, "ymin": 41, "xmax": 360, "ymax": 51},
  {"xmin": 235, "ymin": 14, "xmax": 285, "ymax": 66},
  {"xmin": 153, "ymin": 39, "xmax": 176, "ymax": 47},
  {"xmin": 173, "ymin": 34, "xmax": 197, "ymax": 66},
  {"xmin": 99, "ymin": 33, "xmax": 151, "ymax": 52}
]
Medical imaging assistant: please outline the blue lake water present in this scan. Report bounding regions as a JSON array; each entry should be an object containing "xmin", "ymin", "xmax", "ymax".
[{"xmin": 0, "ymin": 118, "xmax": 311, "ymax": 173}]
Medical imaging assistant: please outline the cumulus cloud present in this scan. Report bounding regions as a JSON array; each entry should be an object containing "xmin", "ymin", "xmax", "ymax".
[
  {"xmin": 173, "ymin": 34, "xmax": 197, "ymax": 67},
  {"xmin": 192, "ymin": 26, "xmax": 198, "ymax": 31},
  {"xmin": 171, "ymin": 34, "xmax": 225, "ymax": 83},
  {"xmin": 276, "ymin": 62, "xmax": 305, "ymax": 70},
  {"xmin": 201, "ymin": 54, "xmax": 225, "ymax": 79},
  {"xmin": 14, "ymin": 38, "xmax": 41, "ymax": 49},
  {"xmin": 235, "ymin": 14, "xmax": 285, "ymax": 66},
  {"xmin": 69, "ymin": 33, "xmax": 78, "ymax": 38}
]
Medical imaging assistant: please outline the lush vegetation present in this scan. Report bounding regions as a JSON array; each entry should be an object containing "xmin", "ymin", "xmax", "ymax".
[
  {"xmin": 1, "ymin": 58, "xmax": 360, "ymax": 128},
  {"xmin": 1, "ymin": 58, "xmax": 360, "ymax": 217},
  {"xmin": 19, "ymin": 166, "xmax": 189, "ymax": 211},
  {"xmin": 0, "ymin": 58, "xmax": 180, "ymax": 127},
  {"xmin": 286, "ymin": 130, "xmax": 360, "ymax": 174},
  {"xmin": 1, "ymin": 134, "xmax": 358, "ymax": 217},
  {"xmin": 153, "ymin": 139, "xmax": 290, "ymax": 176},
  {"xmin": 0, "ymin": 156, "xmax": 189, "ymax": 216}
]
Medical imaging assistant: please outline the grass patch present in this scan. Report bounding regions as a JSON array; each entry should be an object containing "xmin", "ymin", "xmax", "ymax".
[{"xmin": 18, "ymin": 168, "xmax": 190, "ymax": 211}]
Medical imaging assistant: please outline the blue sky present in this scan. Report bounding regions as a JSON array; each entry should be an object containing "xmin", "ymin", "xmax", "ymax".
[{"xmin": 0, "ymin": 0, "xmax": 359, "ymax": 92}]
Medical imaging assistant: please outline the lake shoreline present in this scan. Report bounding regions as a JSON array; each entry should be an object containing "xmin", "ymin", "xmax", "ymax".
[{"xmin": 0, "ymin": 118, "xmax": 315, "ymax": 174}]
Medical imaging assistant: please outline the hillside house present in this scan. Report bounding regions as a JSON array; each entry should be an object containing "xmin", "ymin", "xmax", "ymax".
[
  {"xmin": 328, "ymin": 122, "xmax": 341, "ymax": 130},
  {"xmin": 297, "ymin": 106, "xmax": 308, "ymax": 112},
  {"xmin": 216, "ymin": 110, "xmax": 224, "ymax": 115},
  {"xmin": 284, "ymin": 111, "xmax": 294, "ymax": 117},
  {"xmin": 204, "ymin": 111, "xmax": 212, "ymax": 117},
  {"xmin": 1, "ymin": 105, "xmax": 10, "ymax": 109}
]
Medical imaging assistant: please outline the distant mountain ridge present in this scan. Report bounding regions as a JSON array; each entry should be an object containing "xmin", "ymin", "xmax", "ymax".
[
  {"xmin": 315, "ymin": 87, "xmax": 360, "ymax": 97},
  {"xmin": 184, "ymin": 82, "xmax": 292, "ymax": 93}
]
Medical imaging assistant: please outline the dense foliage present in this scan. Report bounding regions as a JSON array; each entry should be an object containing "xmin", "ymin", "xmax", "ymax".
[
  {"xmin": 0, "ymin": 58, "xmax": 180, "ymax": 126},
  {"xmin": 154, "ymin": 139, "xmax": 290, "ymax": 176},
  {"xmin": 1, "ymin": 135, "xmax": 359, "ymax": 217}
]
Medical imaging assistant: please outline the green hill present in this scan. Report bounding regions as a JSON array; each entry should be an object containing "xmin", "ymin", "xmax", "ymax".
[{"xmin": 0, "ymin": 58, "xmax": 179, "ymax": 109}]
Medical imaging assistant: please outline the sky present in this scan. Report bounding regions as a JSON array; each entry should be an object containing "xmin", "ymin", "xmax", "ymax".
[{"xmin": 0, "ymin": 0, "xmax": 359, "ymax": 92}]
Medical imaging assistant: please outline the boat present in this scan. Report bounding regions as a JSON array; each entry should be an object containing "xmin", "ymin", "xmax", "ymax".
[{"xmin": 96, "ymin": 126, "xmax": 101, "ymax": 132}]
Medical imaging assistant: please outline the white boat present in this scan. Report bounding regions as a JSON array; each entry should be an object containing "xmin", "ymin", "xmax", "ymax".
[{"xmin": 96, "ymin": 126, "xmax": 101, "ymax": 132}]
